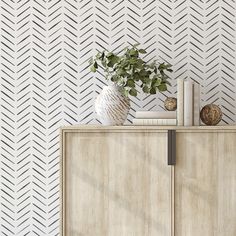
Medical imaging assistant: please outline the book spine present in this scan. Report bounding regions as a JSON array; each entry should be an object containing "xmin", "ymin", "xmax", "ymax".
[
  {"xmin": 193, "ymin": 83, "xmax": 200, "ymax": 126},
  {"xmin": 177, "ymin": 78, "xmax": 184, "ymax": 126},
  {"xmin": 135, "ymin": 111, "xmax": 176, "ymax": 119},
  {"xmin": 184, "ymin": 80, "xmax": 193, "ymax": 126},
  {"xmin": 133, "ymin": 119, "xmax": 177, "ymax": 125},
  {"xmin": 132, "ymin": 119, "xmax": 144, "ymax": 125}
]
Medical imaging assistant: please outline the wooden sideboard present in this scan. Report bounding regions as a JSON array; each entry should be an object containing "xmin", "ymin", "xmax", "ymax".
[{"xmin": 60, "ymin": 126, "xmax": 236, "ymax": 236}]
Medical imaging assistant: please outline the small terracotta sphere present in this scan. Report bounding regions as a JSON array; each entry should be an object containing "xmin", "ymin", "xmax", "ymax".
[
  {"xmin": 164, "ymin": 97, "xmax": 177, "ymax": 111},
  {"xmin": 200, "ymin": 104, "xmax": 222, "ymax": 126}
]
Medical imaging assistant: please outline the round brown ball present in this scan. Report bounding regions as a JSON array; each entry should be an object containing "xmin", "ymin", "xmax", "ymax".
[
  {"xmin": 200, "ymin": 104, "xmax": 222, "ymax": 126},
  {"xmin": 164, "ymin": 97, "xmax": 177, "ymax": 111}
]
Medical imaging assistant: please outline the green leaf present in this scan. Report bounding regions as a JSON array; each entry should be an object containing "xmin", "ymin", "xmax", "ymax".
[
  {"xmin": 154, "ymin": 67, "xmax": 157, "ymax": 74},
  {"xmin": 113, "ymin": 55, "xmax": 119, "ymax": 63},
  {"xmin": 150, "ymin": 87, "xmax": 156, "ymax": 94},
  {"xmin": 134, "ymin": 62, "xmax": 143, "ymax": 70},
  {"xmin": 127, "ymin": 79, "xmax": 135, "ymax": 87},
  {"xmin": 144, "ymin": 78, "xmax": 152, "ymax": 86},
  {"xmin": 129, "ymin": 49, "xmax": 138, "ymax": 56},
  {"xmin": 158, "ymin": 83, "xmax": 167, "ymax": 91},
  {"xmin": 139, "ymin": 49, "xmax": 147, "ymax": 54},
  {"xmin": 94, "ymin": 61, "xmax": 98, "ymax": 69},
  {"xmin": 111, "ymin": 75, "xmax": 119, "ymax": 82},
  {"xmin": 148, "ymin": 62, "xmax": 155, "ymax": 69},
  {"xmin": 106, "ymin": 52, "xmax": 114, "ymax": 58},
  {"xmin": 98, "ymin": 52, "xmax": 105, "ymax": 60},
  {"xmin": 139, "ymin": 69, "xmax": 148, "ymax": 77},
  {"xmin": 154, "ymin": 78, "xmax": 161, "ymax": 87},
  {"xmin": 117, "ymin": 68, "xmax": 125, "ymax": 76},
  {"xmin": 101, "ymin": 60, "xmax": 107, "ymax": 67},
  {"xmin": 160, "ymin": 70, "xmax": 165, "ymax": 76},
  {"xmin": 133, "ymin": 73, "xmax": 140, "ymax": 81},
  {"xmin": 90, "ymin": 65, "xmax": 97, "ymax": 72},
  {"xmin": 129, "ymin": 58, "xmax": 137, "ymax": 65},
  {"xmin": 142, "ymin": 86, "xmax": 150, "ymax": 93},
  {"xmin": 123, "ymin": 89, "xmax": 129, "ymax": 97},
  {"xmin": 158, "ymin": 63, "xmax": 167, "ymax": 70},
  {"xmin": 158, "ymin": 63, "xmax": 172, "ymax": 71},
  {"xmin": 107, "ymin": 56, "xmax": 119, "ymax": 67},
  {"xmin": 129, "ymin": 88, "xmax": 137, "ymax": 97},
  {"xmin": 133, "ymin": 43, "xmax": 140, "ymax": 48}
]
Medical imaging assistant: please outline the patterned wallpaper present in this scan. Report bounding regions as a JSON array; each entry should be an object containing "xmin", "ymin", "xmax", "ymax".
[{"xmin": 0, "ymin": 0, "xmax": 235, "ymax": 235}]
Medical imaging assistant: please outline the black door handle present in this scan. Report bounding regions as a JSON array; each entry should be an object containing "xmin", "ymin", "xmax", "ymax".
[{"xmin": 168, "ymin": 130, "xmax": 176, "ymax": 165}]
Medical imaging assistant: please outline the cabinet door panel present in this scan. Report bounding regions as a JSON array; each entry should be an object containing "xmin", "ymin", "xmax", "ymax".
[
  {"xmin": 63, "ymin": 131, "xmax": 172, "ymax": 236},
  {"xmin": 175, "ymin": 132, "xmax": 236, "ymax": 236}
]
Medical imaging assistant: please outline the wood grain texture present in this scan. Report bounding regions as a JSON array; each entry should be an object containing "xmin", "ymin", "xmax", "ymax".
[
  {"xmin": 175, "ymin": 132, "xmax": 236, "ymax": 236},
  {"xmin": 62, "ymin": 130, "xmax": 172, "ymax": 236},
  {"xmin": 61, "ymin": 125, "xmax": 236, "ymax": 132}
]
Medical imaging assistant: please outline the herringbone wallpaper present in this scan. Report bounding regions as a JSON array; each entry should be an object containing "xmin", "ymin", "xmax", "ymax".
[{"xmin": 0, "ymin": 0, "xmax": 235, "ymax": 235}]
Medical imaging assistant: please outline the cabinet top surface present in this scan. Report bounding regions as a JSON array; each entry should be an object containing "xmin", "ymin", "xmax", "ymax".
[{"xmin": 61, "ymin": 125, "xmax": 236, "ymax": 132}]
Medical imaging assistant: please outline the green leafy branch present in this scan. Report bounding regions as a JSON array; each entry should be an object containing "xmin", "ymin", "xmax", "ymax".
[{"xmin": 90, "ymin": 44, "xmax": 173, "ymax": 97}]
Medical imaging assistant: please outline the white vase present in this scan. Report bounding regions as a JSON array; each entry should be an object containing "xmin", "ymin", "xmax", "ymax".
[{"xmin": 95, "ymin": 85, "xmax": 130, "ymax": 125}]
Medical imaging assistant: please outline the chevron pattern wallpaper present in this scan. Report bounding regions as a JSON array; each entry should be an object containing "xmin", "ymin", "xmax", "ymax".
[{"xmin": 0, "ymin": 0, "xmax": 235, "ymax": 235}]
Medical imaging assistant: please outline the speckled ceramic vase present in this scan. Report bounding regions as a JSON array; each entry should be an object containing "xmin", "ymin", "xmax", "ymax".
[{"xmin": 95, "ymin": 85, "xmax": 130, "ymax": 125}]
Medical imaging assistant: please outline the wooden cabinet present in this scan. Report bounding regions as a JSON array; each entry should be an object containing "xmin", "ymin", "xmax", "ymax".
[
  {"xmin": 61, "ymin": 126, "xmax": 236, "ymax": 236},
  {"xmin": 61, "ymin": 128, "xmax": 172, "ymax": 236},
  {"xmin": 175, "ymin": 131, "xmax": 236, "ymax": 236}
]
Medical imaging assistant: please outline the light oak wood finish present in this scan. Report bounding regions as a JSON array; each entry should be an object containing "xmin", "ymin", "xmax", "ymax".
[
  {"xmin": 61, "ymin": 125, "xmax": 236, "ymax": 131},
  {"xmin": 175, "ymin": 132, "xmax": 236, "ymax": 236},
  {"xmin": 61, "ymin": 126, "xmax": 236, "ymax": 236},
  {"xmin": 61, "ymin": 129, "xmax": 172, "ymax": 236}
]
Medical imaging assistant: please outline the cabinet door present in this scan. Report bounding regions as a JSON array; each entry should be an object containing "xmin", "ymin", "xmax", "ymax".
[
  {"xmin": 175, "ymin": 132, "xmax": 236, "ymax": 236},
  {"xmin": 62, "ymin": 130, "xmax": 172, "ymax": 236}
]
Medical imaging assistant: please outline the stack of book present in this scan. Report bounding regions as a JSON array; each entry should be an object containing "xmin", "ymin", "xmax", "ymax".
[
  {"xmin": 132, "ymin": 111, "xmax": 177, "ymax": 125},
  {"xmin": 177, "ymin": 79, "xmax": 200, "ymax": 126}
]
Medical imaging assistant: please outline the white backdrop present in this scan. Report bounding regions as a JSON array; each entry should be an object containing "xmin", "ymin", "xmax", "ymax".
[{"xmin": 0, "ymin": 0, "xmax": 235, "ymax": 235}]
